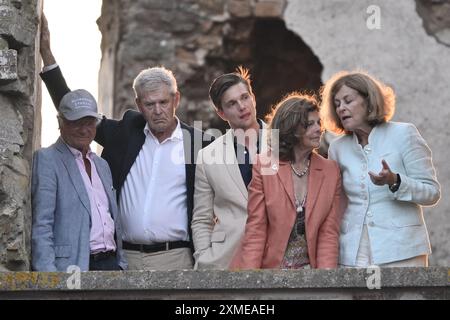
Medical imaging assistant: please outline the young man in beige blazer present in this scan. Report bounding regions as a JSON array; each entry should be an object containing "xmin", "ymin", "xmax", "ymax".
[{"xmin": 192, "ymin": 67, "xmax": 267, "ymax": 269}]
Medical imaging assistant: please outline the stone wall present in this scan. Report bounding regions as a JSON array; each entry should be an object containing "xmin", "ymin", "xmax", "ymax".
[
  {"xmin": 417, "ymin": 0, "xmax": 450, "ymax": 46},
  {"xmin": 0, "ymin": 268, "xmax": 448, "ymax": 300},
  {"xmin": 0, "ymin": 0, "xmax": 41, "ymax": 271},
  {"xmin": 99, "ymin": 0, "xmax": 449, "ymax": 266},
  {"xmin": 97, "ymin": 0, "xmax": 322, "ymax": 132}
]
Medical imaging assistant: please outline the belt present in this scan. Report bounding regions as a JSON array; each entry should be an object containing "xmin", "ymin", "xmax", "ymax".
[
  {"xmin": 122, "ymin": 240, "xmax": 190, "ymax": 253},
  {"xmin": 89, "ymin": 250, "xmax": 116, "ymax": 262}
]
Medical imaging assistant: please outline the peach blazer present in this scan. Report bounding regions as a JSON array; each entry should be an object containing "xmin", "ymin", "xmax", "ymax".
[{"xmin": 230, "ymin": 152, "xmax": 343, "ymax": 269}]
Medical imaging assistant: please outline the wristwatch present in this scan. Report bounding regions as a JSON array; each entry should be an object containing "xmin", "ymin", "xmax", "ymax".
[{"xmin": 389, "ymin": 174, "xmax": 401, "ymax": 193}]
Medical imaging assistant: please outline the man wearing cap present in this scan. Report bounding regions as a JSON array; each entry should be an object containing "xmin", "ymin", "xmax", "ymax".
[
  {"xmin": 31, "ymin": 89, "xmax": 127, "ymax": 271},
  {"xmin": 37, "ymin": 14, "xmax": 211, "ymax": 270}
]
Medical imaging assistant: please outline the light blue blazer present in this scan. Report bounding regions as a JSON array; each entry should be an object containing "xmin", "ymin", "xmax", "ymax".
[
  {"xmin": 329, "ymin": 122, "xmax": 440, "ymax": 265},
  {"xmin": 31, "ymin": 138, "xmax": 127, "ymax": 271}
]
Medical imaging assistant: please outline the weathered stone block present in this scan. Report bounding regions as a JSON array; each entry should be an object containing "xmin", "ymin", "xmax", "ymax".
[
  {"xmin": 254, "ymin": 0, "xmax": 285, "ymax": 17},
  {"xmin": 195, "ymin": 35, "xmax": 222, "ymax": 50},
  {"xmin": 176, "ymin": 47, "xmax": 197, "ymax": 64},
  {"xmin": 0, "ymin": 1, "xmax": 14, "ymax": 19},
  {"xmin": 0, "ymin": 49, "xmax": 18, "ymax": 81},
  {"xmin": 196, "ymin": 0, "xmax": 225, "ymax": 14},
  {"xmin": 139, "ymin": 0, "xmax": 177, "ymax": 10},
  {"xmin": 0, "ymin": 37, "xmax": 8, "ymax": 50},
  {"xmin": 0, "ymin": 1, "xmax": 35, "ymax": 46},
  {"xmin": 228, "ymin": 0, "xmax": 252, "ymax": 18}
]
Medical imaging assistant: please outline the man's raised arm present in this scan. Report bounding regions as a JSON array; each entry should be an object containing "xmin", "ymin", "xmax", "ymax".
[{"xmin": 39, "ymin": 13, "xmax": 71, "ymax": 109}]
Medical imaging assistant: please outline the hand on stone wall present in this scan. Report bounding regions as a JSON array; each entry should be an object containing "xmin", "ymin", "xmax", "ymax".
[{"xmin": 40, "ymin": 13, "xmax": 56, "ymax": 66}]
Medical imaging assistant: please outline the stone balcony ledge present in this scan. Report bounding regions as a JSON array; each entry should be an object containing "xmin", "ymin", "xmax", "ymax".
[{"xmin": 0, "ymin": 267, "xmax": 448, "ymax": 299}]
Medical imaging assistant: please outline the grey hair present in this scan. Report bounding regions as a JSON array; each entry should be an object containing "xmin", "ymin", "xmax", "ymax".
[{"xmin": 133, "ymin": 66, "xmax": 178, "ymax": 99}]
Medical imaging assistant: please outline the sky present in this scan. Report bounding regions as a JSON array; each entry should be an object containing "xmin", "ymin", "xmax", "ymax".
[{"xmin": 41, "ymin": 0, "xmax": 102, "ymax": 147}]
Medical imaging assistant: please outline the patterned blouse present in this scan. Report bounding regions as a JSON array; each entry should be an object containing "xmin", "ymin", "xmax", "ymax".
[{"xmin": 281, "ymin": 205, "xmax": 310, "ymax": 269}]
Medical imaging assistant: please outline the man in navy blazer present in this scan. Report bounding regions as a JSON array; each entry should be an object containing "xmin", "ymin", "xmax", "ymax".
[
  {"xmin": 38, "ymin": 15, "xmax": 211, "ymax": 270},
  {"xmin": 32, "ymin": 89, "xmax": 127, "ymax": 271}
]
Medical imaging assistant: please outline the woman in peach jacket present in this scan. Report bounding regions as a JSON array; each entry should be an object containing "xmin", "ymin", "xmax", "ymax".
[{"xmin": 231, "ymin": 93, "xmax": 343, "ymax": 269}]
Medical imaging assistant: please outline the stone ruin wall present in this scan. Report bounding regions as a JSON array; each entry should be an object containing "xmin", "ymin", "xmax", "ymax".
[
  {"xmin": 0, "ymin": 0, "xmax": 448, "ymax": 270},
  {"xmin": 98, "ymin": 0, "xmax": 450, "ymax": 266},
  {"xmin": 97, "ymin": 0, "xmax": 324, "ymax": 134},
  {"xmin": 0, "ymin": 0, "xmax": 41, "ymax": 271}
]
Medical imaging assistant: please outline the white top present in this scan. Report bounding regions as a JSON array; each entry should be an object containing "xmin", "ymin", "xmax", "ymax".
[{"xmin": 119, "ymin": 119, "xmax": 189, "ymax": 244}]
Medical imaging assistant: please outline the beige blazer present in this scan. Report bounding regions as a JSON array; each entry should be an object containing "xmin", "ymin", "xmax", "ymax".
[{"xmin": 192, "ymin": 127, "xmax": 267, "ymax": 269}]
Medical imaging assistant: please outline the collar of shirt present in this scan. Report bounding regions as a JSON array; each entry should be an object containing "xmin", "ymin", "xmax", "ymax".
[
  {"xmin": 232, "ymin": 118, "xmax": 264, "ymax": 152},
  {"xmin": 62, "ymin": 138, "xmax": 94, "ymax": 160},
  {"xmin": 143, "ymin": 116, "xmax": 183, "ymax": 143},
  {"xmin": 231, "ymin": 118, "xmax": 264, "ymax": 138}
]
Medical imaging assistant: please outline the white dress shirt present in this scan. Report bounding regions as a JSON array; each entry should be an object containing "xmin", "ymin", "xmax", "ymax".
[{"xmin": 119, "ymin": 119, "xmax": 189, "ymax": 244}]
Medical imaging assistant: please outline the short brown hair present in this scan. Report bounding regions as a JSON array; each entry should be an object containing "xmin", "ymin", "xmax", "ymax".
[
  {"xmin": 209, "ymin": 66, "xmax": 254, "ymax": 111},
  {"xmin": 320, "ymin": 70, "xmax": 396, "ymax": 134},
  {"xmin": 267, "ymin": 92, "xmax": 320, "ymax": 161}
]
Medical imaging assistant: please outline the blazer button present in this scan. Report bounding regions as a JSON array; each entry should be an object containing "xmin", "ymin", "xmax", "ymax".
[{"xmin": 368, "ymin": 222, "xmax": 375, "ymax": 227}]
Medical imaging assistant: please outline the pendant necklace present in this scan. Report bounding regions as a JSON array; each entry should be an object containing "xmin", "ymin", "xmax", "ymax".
[{"xmin": 294, "ymin": 194, "xmax": 307, "ymax": 213}]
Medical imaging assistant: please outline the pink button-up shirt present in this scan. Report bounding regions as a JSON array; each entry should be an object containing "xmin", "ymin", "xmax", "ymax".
[{"xmin": 67, "ymin": 144, "xmax": 116, "ymax": 254}]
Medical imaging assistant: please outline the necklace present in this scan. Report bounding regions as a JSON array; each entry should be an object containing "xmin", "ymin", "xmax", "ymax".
[
  {"xmin": 294, "ymin": 194, "xmax": 307, "ymax": 213},
  {"xmin": 290, "ymin": 160, "xmax": 310, "ymax": 178}
]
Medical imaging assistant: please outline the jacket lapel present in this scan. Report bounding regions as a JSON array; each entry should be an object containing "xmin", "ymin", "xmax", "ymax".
[
  {"xmin": 222, "ymin": 130, "xmax": 248, "ymax": 201},
  {"xmin": 92, "ymin": 156, "xmax": 116, "ymax": 220},
  {"xmin": 306, "ymin": 153, "xmax": 324, "ymax": 223},
  {"xmin": 277, "ymin": 160, "xmax": 296, "ymax": 209},
  {"xmin": 55, "ymin": 138, "xmax": 91, "ymax": 216},
  {"xmin": 121, "ymin": 128, "xmax": 146, "ymax": 186},
  {"xmin": 181, "ymin": 123, "xmax": 196, "ymax": 213}
]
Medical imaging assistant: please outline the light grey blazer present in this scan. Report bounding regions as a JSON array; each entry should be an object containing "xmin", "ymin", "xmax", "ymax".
[{"xmin": 31, "ymin": 138, "xmax": 127, "ymax": 271}]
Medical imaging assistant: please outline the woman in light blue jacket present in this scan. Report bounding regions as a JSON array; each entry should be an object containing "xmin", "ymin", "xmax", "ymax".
[{"xmin": 320, "ymin": 71, "xmax": 440, "ymax": 267}]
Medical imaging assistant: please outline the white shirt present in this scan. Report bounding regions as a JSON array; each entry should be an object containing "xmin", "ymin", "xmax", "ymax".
[{"xmin": 119, "ymin": 119, "xmax": 189, "ymax": 244}]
